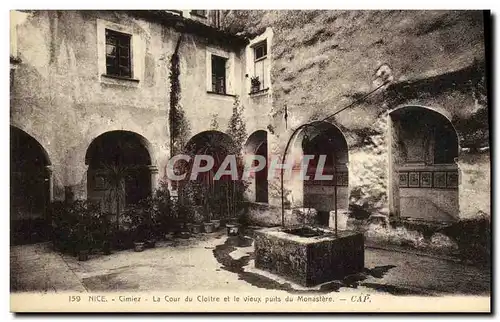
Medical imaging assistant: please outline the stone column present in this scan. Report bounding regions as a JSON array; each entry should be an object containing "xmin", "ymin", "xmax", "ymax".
[
  {"xmin": 149, "ymin": 165, "xmax": 159, "ymax": 193},
  {"xmin": 64, "ymin": 164, "xmax": 89, "ymax": 201},
  {"xmin": 45, "ymin": 165, "xmax": 54, "ymax": 202}
]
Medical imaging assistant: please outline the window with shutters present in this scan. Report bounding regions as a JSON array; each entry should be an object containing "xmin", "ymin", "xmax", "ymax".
[
  {"xmin": 105, "ymin": 29, "xmax": 132, "ymax": 78},
  {"xmin": 252, "ymin": 40, "xmax": 268, "ymax": 92},
  {"xmin": 211, "ymin": 55, "xmax": 227, "ymax": 94}
]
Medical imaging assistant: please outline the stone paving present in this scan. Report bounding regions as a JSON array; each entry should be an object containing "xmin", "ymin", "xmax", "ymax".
[
  {"xmin": 10, "ymin": 242, "xmax": 86, "ymax": 293},
  {"xmin": 10, "ymin": 231, "xmax": 491, "ymax": 296}
]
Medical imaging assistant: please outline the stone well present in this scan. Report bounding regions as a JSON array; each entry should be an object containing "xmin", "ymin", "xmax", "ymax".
[{"xmin": 254, "ymin": 226, "xmax": 364, "ymax": 287}]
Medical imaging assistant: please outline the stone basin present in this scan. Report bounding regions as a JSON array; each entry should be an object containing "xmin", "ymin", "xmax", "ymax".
[{"xmin": 254, "ymin": 226, "xmax": 364, "ymax": 287}]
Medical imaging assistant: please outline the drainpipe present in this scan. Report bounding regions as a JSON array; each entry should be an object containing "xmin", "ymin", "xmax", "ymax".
[{"xmin": 333, "ymin": 151, "xmax": 338, "ymax": 236}]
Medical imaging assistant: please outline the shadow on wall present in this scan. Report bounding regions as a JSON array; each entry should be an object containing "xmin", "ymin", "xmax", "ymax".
[{"xmin": 348, "ymin": 211, "xmax": 490, "ymax": 266}]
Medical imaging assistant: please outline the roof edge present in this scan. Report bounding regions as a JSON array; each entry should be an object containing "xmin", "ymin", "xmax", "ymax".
[{"xmin": 129, "ymin": 10, "xmax": 249, "ymax": 48}]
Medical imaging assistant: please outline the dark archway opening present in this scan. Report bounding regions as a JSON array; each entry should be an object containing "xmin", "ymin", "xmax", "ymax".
[
  {"xmin": 244, "ymin": 130, "xmax": 268, "ymax": 204},
  {"xmin": 390, "ymin": 106, "xmax": 459, "ymax": 222},
  {"xmin": 85, "ymin": 131, "xmax": 153, "ymax": 215},
  {"xmin": 255, "ymin": 140, "xmax": 269, "ymax": 203},
  {"xmin": 181, "ymin": 131, "xmax": 243, "ymax": 221},
  {"xmin": 10, "ymin": 126, "xmax": 51, "ymax": 244},
  {"xmin": 300, "ymin": 122, "xmax": 349, "ymax": 226}
]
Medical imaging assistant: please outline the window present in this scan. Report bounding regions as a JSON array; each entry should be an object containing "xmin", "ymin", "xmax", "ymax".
[
  {"xmin": 253, "ymin": 40, "xmax": 268, "ymax": 91},
  {"xmin": 191, "ymin": 10, "xmax": 207, "ymax": 18},
  {"xmin": 211, "ymin": 55, "xmax": 227, "ymax": 94},
  {"xmin": 105, "ymin": 29, "xmax": 132, "ymax": 78},
  {"xmin": 254, "ymin": 41, "xmax": 267, "ymax": 60},
  {"xmin": 433, "ymin": 124, "xmax": 458, "ymax": 164}
]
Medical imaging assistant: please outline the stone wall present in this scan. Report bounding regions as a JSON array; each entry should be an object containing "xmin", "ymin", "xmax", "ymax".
[
  {"xmin": 11, "ymin": 10, "xmax": 490, "ymax": 224},
  {"xmin": 221, "ymin": 10, "xmax": 489, "ymax": 221},
  {"xmin": 11, "ymin": 10, "xmax": 245, "ymax": 203}
]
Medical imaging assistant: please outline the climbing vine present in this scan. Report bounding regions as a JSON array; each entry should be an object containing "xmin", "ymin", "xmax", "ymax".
[
  {"xmin": 169, "ymin": 34, "xmax": 191, "ymax": 156},
  {"xmin": 209, "ymin": 113, "xmax": 220, "ymax": 130},
  {"xmin": 225, "ymin": 95, "xmax": 250, "ymax": 220},
  {"xmin": 226, "ymin": 95, "xmax": 247, "ymax": 153}
]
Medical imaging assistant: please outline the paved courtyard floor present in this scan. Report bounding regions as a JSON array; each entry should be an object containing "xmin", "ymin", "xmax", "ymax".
[{"xmin": 10, "ymin": 231, "xmax": 491, "ymax": 296}]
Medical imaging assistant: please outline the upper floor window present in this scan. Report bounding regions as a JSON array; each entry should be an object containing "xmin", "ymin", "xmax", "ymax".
[
  {"xmin": 252, "ymin": 40, "xmax": 268, "ymax": 92},
  {"xmin": 191, "ymin": 10, "xmax": 207, "ymax": 18},
  {"xmin": 105, "ymin": 29, "xmax": 132, "ymax": 78},
  {"xmin": 254, "ymin": 41, "xmax": 267, "ymax": 60},
  {"xmin": 211, "ymin": 55, "xmax": 227, "ymax": 94}
]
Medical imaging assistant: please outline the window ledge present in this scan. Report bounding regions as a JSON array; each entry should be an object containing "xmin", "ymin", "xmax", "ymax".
[
  {"xmin": 100, "ymin": 74, "xmax": 140, "ymax": 88},
  {"xmin": 207, "ymin": 91, "xmax": 236, "ymax": 98},
  {"xmin": 249, "ymin": 88, "xmax": 270, "ymax": 96},
  {"xmin": 101, "ymin": 74, "xmax": 139, "ymax": 82}
]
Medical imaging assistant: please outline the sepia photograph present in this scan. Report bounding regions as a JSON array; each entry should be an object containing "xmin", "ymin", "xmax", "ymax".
[{"xmin": 8, "ymin": 7, "xmax": 491, "ymax": 313}]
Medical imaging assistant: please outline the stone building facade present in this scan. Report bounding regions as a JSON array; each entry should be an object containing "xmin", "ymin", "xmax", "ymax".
[
  {"xmin": 219, "ymin": 10, "xmax": 490, "ymax": 226},
  {"xmin": 10, "ymin": 10, "xmax": 490, "ymax": 239},
  {"xmin": 10, "ymin": 10, "xmax": 249, "ymax": 236}
]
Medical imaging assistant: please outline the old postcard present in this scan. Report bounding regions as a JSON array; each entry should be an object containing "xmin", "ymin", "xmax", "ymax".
[{"xmin": 9, "ymin": 9, "xmax": 491, "ymax": 313}]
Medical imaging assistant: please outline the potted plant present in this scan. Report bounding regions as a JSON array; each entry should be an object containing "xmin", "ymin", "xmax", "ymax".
[
  {"xmin": 143, "ymin": 197, "xmax": 159, "ymax": 249},
  {"xmin": 226, "ymin": 222, "xmax": 240, "ymax": 236},
  {"xmin": 126, "ymin": 204, "xmax": 147, "ymax": 252},
  {"xmin": 83, "ymin": 199, "xmax": 113, "ymax": 256},
  {"xmin": 210, "ymin": 218, "xmax": 221, "ymax": 231},
  {"xmin": 74, "ymin": 207, "xmax": 93, "ymax": 261},
  {"xmin": 100, "ymin": 213, "xmax": 113, "ymax": 255},
  {"xmin": 177, "ymin": 182, "xmax": 197, "ymax": 236},
  {"xmin": 50, "ymin": 201, "xmax": 74, "ymax": 254},
  {"xmin": 134, "ymin": 240, "xmax": 146, "ymax": 252},
  {"xmin": 225, "ymin": 212, "xmax": 240, "ymax": 236},
  {"xmin": 191, "ymin": 207, "xmax": 203, "ymax": 234},
  {"xmin": 205, "ymin": 195, "xmax": 221, "ymax": 230},
  {"xmin": 250, "ymin": 76, "xmax": 261, "ymax": 93},
  {"xmin": 203, "ymin": 211, "xmax": 215, "ymax": 234},
  {"xmin": 155, "ymin": 180, "xmax": 175, "ymax": 237},
  {"xmin": 133, "ymin": 221, "xmax": 147, "ymax": 252},
  {"xmin": 175, "ymin": 201, "xmax": 191, "ymax": 239}
]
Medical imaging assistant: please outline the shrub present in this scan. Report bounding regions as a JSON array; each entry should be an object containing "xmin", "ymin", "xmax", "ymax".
[
  {"xmin": 155, "ymin": 180, "xmax": 175, "ymax": 233},
  {"xmin": 50, "ymin": 200, "xmax": 111, "ymax": 255},
  {"xmin": 440, "ymin": 213, "xmax": 491, "ymax": 265},
  {"xmin": 122, "ymin": 197, "xmax": 160, "ymax": 242}
]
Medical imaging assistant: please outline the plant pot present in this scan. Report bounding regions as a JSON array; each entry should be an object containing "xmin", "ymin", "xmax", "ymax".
[
  {"xmin": 210, "ymin": 219, "xmax": 221, "ymax": 230},
  {"xmin": 146, "ymin": 239, "xmax": 156, "ymax": 248},
  {"xmin": 251, "ymin": 84, "xmax": 260, "ymax": 93},
  {"xmin": 203, "ymin": 222, "xmax": 215, "ymax": 233},
  {"xmin": 134, "ymin": 242, "xmax": 145, "ymax": 252},
  {"xmin": 226, "ymin": 224, "xmax": 240, "ymax": 236},
  {"xmin": 102, "ymin": 242, "xmax": 112, "ymax": 255},
  {"xmin": 78, "ymin": 250, "xmax": 89, "ymax": 261},
  {"xmin": 177, "ymin": 231, "xmax": 191, "ymax": 239},
  {"xmin": 190, "ymin": 224, "xmax": 202, "ymax": 234}
]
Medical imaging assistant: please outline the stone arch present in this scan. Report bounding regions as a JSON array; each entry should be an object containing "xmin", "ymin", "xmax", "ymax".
[
  {"xmin": 284, "ymin": 121, "xmax": 349, "ymax": 226},
  {"xmin": 10, "ymin": 125, "xmax": 52, "ymax": 244},
  {"xmin": 85, "ymin": 130, "xmax": 155, "ymax": 214},
  {"xmin": 244, "ymin": 130, "xmax": 268, "ymax": 203},
  {"xmin": 85, "ymin": 130, "xmax": 155, "ymax": 166},
  {"xmin": 181, "ymin": 130, "xmax": 241, "ymax": 220},
  {"xmin": 388, "ymin": 105, "xmax": 459, "ymax": 222},
  {"xmin": 185, "ymin": 130, "xmax": 238, "ymax": 153}
]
